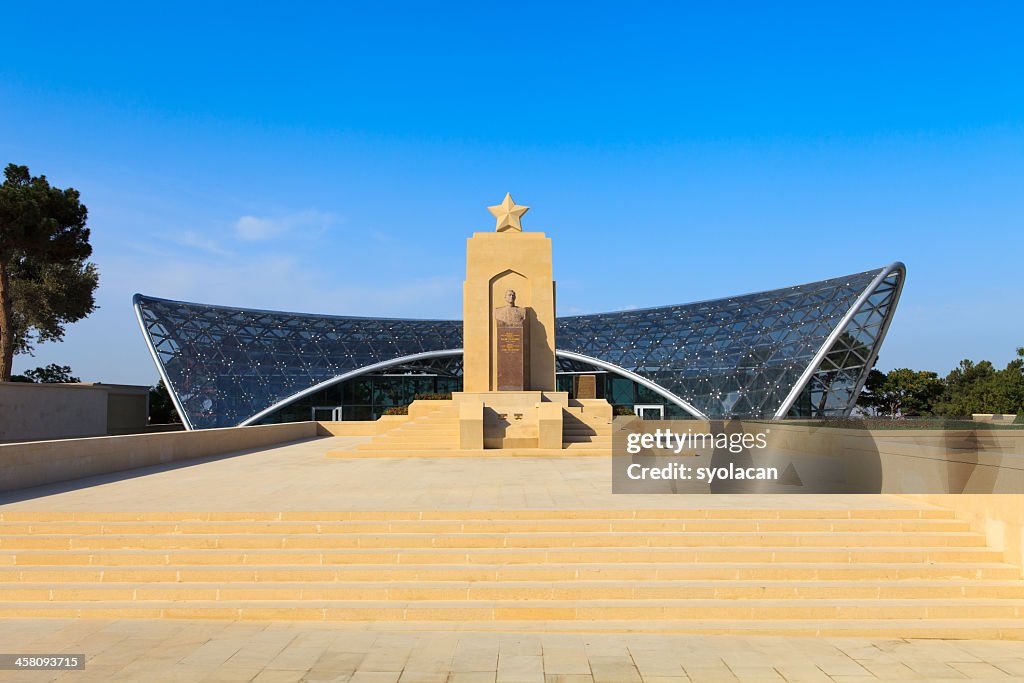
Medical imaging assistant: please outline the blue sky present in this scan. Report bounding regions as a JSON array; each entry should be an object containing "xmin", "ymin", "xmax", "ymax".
[{"xmin": 2, "ymin": 2, "xmax": 1022, "ymax": 384}]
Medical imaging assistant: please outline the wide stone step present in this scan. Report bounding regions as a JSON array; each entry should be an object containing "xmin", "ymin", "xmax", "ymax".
[
  {"xmin": 383, "ymin": 433, "xmax": 460, "ymax": 440},
  {"xmin": 0, "ymin": 518, "xmax": 973, "ymax": 535},
  {"xmin": 360, "ymin": 439, "xmax": 459, "ymax": 447},
  {"xmin": 0, "ymin": 562, "xmax": 1017, "ymax": 582},
  {"xmin": 364, "ymin": 433, "xmax": 460, "ymax": 438},
  {"xmin": 0, "ymin": 508, "xmax": 959, "ymax": 522},
  {"xmin": 4, "ymin": 546, "xmax": 1004, "ymax": 566},
  {"xmin": 0, "ymin": 531, "xmax": 987, "ymax": 550},
  {"xmin": 3, "ymin": 579, "xmax": 1023, "ymax": 601},
  {"xmin": 0, "ymin": 504, "xmax": 1017, "ymax": 637},
  {"xmin": 394, "ymin": 423, "xmax": 459, "ymax": 430},
  {"xmin": 0, "ymin": 604, "xmax": 1019, "ymax": 639},
  {"xmin": 373, "ymin": 432, "xmax": 460, "ymax": 440},
  {"xmin": 330, "ymin": 448, "xmax": 611, "ymax": 458},
  {"xmin": 1, "ymin": 598, "xmax": 1023, "ymax": 622},
  {"xmin": 356, "ymin": 442, "xmax": 458, "ymax": 451}
]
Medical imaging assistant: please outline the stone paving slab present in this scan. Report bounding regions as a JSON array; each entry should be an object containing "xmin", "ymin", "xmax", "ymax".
[
  {"xmin": 0, "ymin": 437, "xmax": 927, "ymax": 512},
  {"xmin": 1, "ymin": 619, "xmax": 1024, "ymax": 682}
]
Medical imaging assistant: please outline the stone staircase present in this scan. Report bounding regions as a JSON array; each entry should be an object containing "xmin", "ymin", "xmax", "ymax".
[
  {"xmin": 561, "ymin": 401, "xmax": 611, "ymax": 452},
  {"xmin": 355, "ymin": 402, "xmax": 460, "ymax": 452},
  {"xmin": 353, "ymin": 398, "xmax": 611, "ymax": 454},
  {"xmin": 1, "ymin": 508, "xmax": 1022, "ymax": 638}
]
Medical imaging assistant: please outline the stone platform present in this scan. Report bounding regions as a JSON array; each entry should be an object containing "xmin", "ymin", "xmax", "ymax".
[
  {"xmin": 2, "ymin": 436, "xmax": 1023, "ymax": 641},
  {"xmin": 3, "ymin": 434, "xmax": 1024, "ymax": 679},
  {"xmin": 352, "ymin": 395, "xmax": 612, "ymax": 454},
  {"xmin": 0, "ymin": 437, "xmax": 921, "ymax": 512}
]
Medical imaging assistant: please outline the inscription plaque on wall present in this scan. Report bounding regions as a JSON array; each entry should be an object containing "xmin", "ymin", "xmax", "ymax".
[
  {"xmin": 575, "ymin": 374, "xmax": 597, "ymax": 400},
  {"xmin": 496, "ymin": 324, "xmax": 527, "ymax": 391}
]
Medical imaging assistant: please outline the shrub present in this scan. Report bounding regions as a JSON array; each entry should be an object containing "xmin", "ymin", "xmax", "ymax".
[
  {"xmin": 613, "ymin": 405, "xmax": 635, "ymax": 416},
  {"xmin": 413, "ymin": 392, "xmax": 452, "ymax": 401},
  {"xmin": 382, "ymin": 406, "xmax": 408, "ymax": 416}
]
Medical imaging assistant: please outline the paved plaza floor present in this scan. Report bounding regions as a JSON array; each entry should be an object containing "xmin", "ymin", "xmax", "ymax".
[
  {"xmin": 0, "ymin": 436, "xmax": 924, "ymax": 511},
  {"xmin": 3, "ymin": 618, "xmax": 1024, "ymax": 683},
  {"xmin": 4, "ymin": 435, "xmax": 1024, "ymax": 681}
]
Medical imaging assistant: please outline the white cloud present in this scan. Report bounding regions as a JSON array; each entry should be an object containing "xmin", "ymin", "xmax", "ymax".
[
  {"xmin": 111, "ymin": 245, "xmax": 462, "ymax": 320},
  {"xmin": 234, "ymin": 216, "xmax": 278, "ymax": 240},
  {"xmin": 234, "ymin": 210, "xmax": 336, "ymax": 241},
  {"xmin": 320, "ymin": 276, "xmax": 462, "ymax": 319},
  {"xmin": 174, "ymin": 230, "xmax": 232, "ymax": 256}
]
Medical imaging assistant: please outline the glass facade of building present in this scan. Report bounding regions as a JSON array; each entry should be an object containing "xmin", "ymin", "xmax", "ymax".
[
  {"xmin": 253, "ymin": 360, "xmax": 691, "ymax": 425},
  {"xmin": 135, "ymin": 263, "xmax": 904, "ymax": 429},
  {"xmin": 256, "ymin": 360, "xmax": 464, "ymax": 424}
]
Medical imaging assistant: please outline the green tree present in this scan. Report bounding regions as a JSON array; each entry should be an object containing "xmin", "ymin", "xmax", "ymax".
[
  {"xmin": 148, "ymin": 379, "xmax": 182, "ymax": 424},
  {"xmin": 10, "ymin": 363, "xmax": 80, "ymax": 383},
  {"xmin": 935, "ymin": 348, "xmax": 1024, "ymax": 416},
  {"xmin": 0, "ymin": 164, "xmax": 98, "ymax": 381},
  {"xmin": 857, "ymin": 367, "xmax": 943, "ymax": 418}
]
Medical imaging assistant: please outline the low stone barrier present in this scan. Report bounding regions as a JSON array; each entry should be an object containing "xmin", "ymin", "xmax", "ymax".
[
  {"xmin": 747, "ymin": 422, "xmax": 1024, "ymax": 494},
  {"xmin": 314, "ymin": 417, "xmax": 417, "ymax": 436},
  {"xmin": 0, "ymin": 422, "xmax": 318, "ymax": 493}
]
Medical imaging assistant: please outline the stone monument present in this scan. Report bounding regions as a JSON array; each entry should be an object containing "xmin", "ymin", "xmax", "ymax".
[
  {"xmin": 425, "ymin": 193, "xmax": 610, "ymax": 451},
  {"xmin": 462, "ymin": 193, "xmax": 556, "ymax": 392},
  {"xmin": 494, "ymin": 289, "xmax": 529, "ymax": 391},
  {"xmin": 357, "ymin": 192, "xmax": 612, "ymax": 452}
]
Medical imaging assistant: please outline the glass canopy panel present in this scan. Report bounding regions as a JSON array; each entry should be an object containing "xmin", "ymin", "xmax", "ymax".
[
  {"xmin": 135, "ymin": 265, "xmax": 900, "ymax": 429},
  {"xmin": 555, "ymin": 268, "xmax": 889, "ymax": 419}
]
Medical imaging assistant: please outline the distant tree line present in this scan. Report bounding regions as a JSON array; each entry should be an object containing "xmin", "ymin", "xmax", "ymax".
[
  {"xmin": 10, "ymin": 362, "xmax": 80, "ymax": 383},
  {"xmin": 857, "ymin": 347, "xmax": 1024, "ymax": 420}
]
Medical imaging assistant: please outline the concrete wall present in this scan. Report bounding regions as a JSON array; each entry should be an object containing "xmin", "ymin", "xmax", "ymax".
[
  {"xmin": 1, "ymin": 382, "xmax": 109, "ymax": 442},
  {"xmin": 0, "ymin": 382, "xmax": 151, "ymax": 442},
  {"xmin": 0, "ymin": 421, "xmax": 318, "ymax": 493},
  {"xmin": 103, "ymin": 384, "xmax": 150, "ymax": 435}
]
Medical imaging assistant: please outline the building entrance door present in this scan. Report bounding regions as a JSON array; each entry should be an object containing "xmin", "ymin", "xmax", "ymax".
[
  {"xmin": 634, "ymin": 404, "xmax": 664, "ymax": 420},
  {"xmin": 311, "ymin": 406, "xmax": 343, "ymax": 421}
]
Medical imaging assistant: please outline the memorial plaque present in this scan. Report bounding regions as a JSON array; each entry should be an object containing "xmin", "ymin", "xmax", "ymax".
[
  {"xmin": 575, "ymin": 374, "xmax": 597, "ymax": 399},
  {"xmin": 496, "ymin": 324, "xmax": 527, "ymax": 391},
  {"xmin": 494, "ymin": 288, "xmax": 529, "ymax": 391}
]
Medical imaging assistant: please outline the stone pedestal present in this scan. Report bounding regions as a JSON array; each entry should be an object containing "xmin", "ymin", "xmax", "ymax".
[
  {"xmin": 463, "ymin": 231, "xmax": 556, "ymax": 393},
  {"xmin": 458, "ymin": 400, "xmax": 483, "ymax": 450},
  {"xmin": 453, "ymin": 391, "xmax": 566, "ymax": 449}
]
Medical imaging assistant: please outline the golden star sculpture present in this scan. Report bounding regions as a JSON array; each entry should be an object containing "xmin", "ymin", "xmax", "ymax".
[{"xmin": 487, "ymin": 193, "xmax": 529, "ymax": 232}]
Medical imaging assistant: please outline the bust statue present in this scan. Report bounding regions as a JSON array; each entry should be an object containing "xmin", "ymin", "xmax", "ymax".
[{"xmin": 494, "ymin": 289, "xmax": 527, "ymax": 326}]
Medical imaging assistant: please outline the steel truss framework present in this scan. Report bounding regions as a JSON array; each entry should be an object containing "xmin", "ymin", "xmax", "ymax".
[{"xmin": 135, "ymin": 263, "xmax": 904, "ymax": 429}]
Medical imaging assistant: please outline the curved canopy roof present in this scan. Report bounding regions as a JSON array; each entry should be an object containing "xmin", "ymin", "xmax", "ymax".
[{"xmin": 135, "ymin": 263, "xmax": 904, "ymax": 429}]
